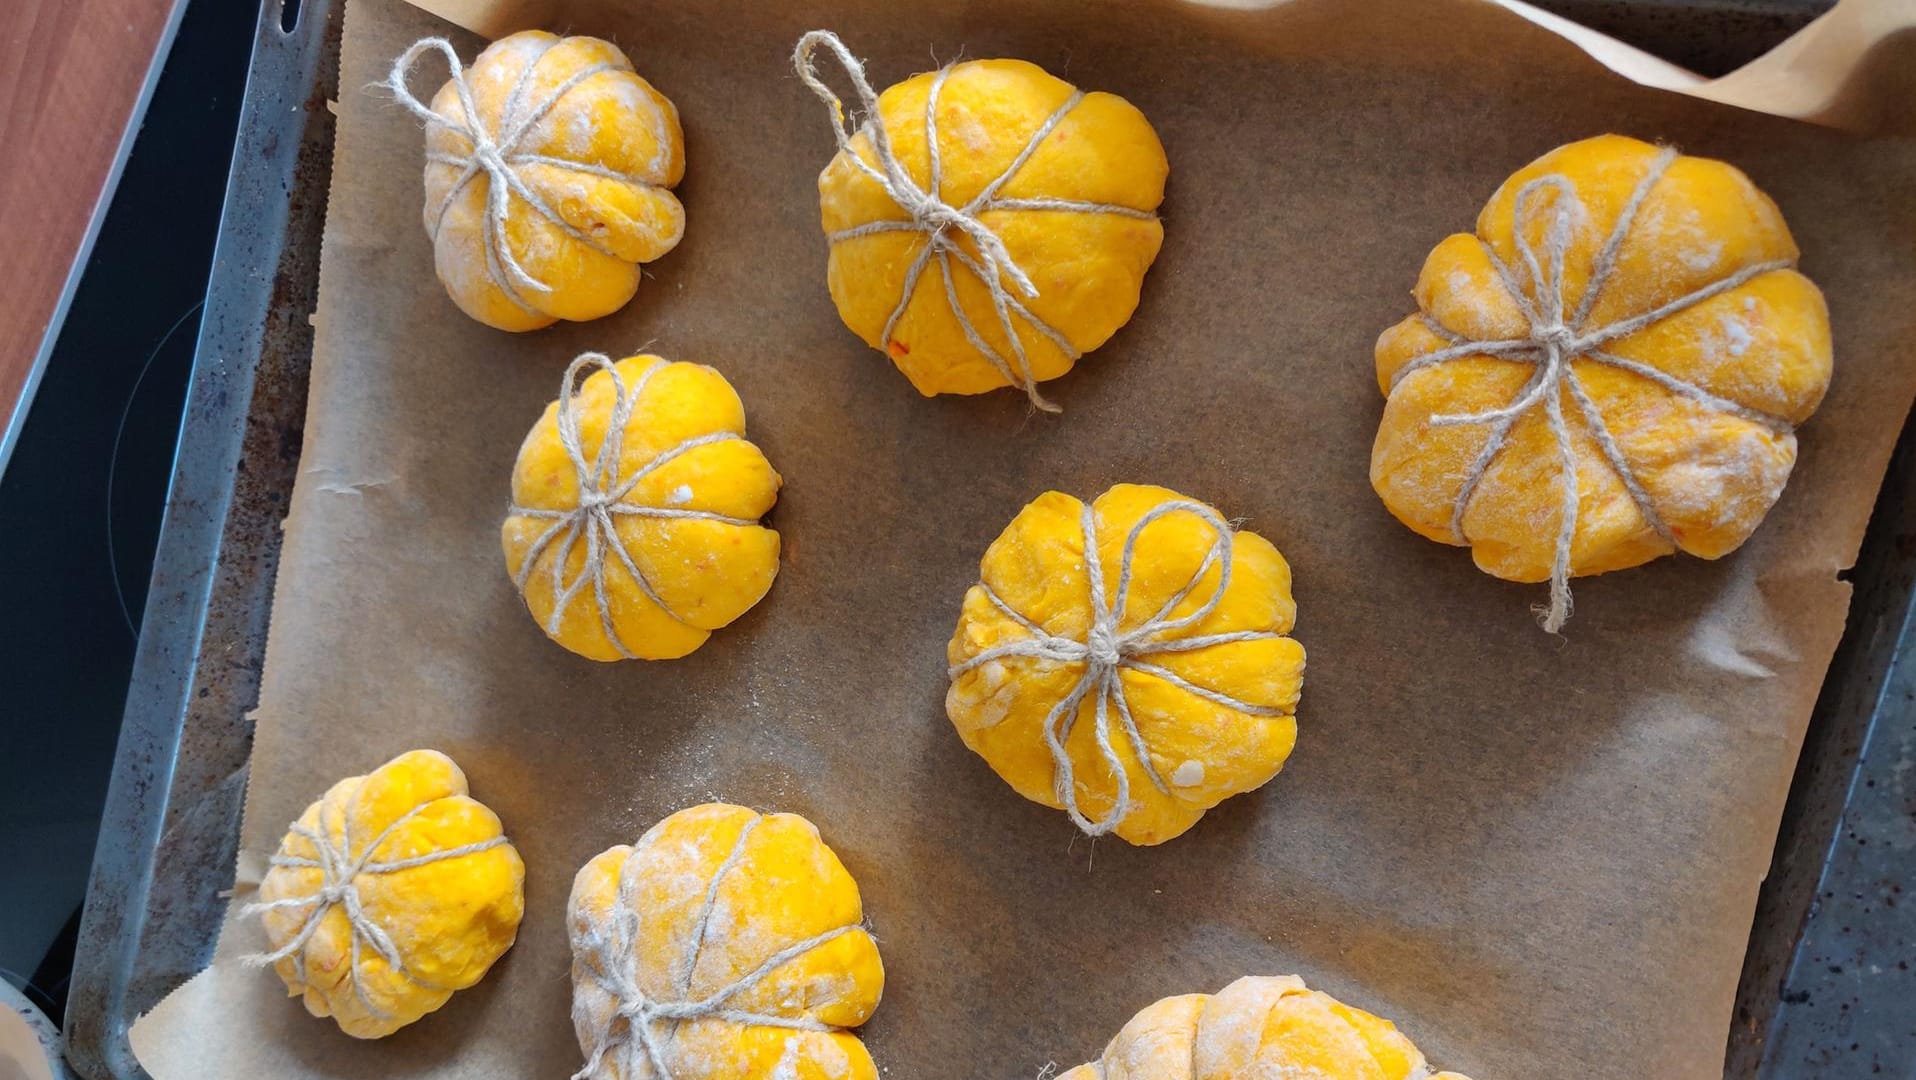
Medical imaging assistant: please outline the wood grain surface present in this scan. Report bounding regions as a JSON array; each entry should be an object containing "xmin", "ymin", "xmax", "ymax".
[{"xmin": 0, "ymin": 0, "xmax": 184, "ymax": 440}]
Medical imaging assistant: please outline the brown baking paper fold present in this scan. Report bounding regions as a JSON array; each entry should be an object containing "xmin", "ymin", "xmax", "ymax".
[
  {"xmin": 1488, "ymin": 0, "xmax": 1916, "ymax": 134},
  {"xmin": 129, "ymin": 0, "xmax": 1916, "ymax": 1076}
]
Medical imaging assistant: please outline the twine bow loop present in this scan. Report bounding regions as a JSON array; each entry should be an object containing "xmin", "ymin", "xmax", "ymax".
[
  {"xmin": 794, "ymin": 30, "xmax": 1158, "ymax": 412},
  {"xmin": 950, "ymin": 499, "xmax": 1286, "ymax": 837},
  {"xmin": 508, "ymin": 354, "xmax": 756, "ymax": 659},
  {"xmin": 1385, "ymin": 146, "xmax": 1799, "ymax": 633},
  {"xmin": 387, "ymin": 37, "xmax": 639, "ymax": 315}
]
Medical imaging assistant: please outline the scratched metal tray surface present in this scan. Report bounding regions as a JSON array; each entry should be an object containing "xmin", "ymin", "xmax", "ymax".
[{"xmin": 60, "ymin": 0, "xmax": 1912, "ymax": 1077}]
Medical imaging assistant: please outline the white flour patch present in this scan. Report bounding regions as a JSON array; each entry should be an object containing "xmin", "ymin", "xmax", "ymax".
[
  {"xmin": 1720, "ymin": 314, "xmax": 1754, "ymax": 357},
  {"xmin": 1679, "ymin": 239, "xmax": 1723, "ymax": 272},
  {"xmin": 770, "ymin": 1036, "xmax": 804, "ymax": 1080}
]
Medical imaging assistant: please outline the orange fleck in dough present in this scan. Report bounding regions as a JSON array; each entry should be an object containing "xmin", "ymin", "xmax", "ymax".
[
  {"xmin": 567, "ymin": 804, "xmax": 885, "ymax": 1080},
  {"xmin": 945, "ymin": 484, "xmax": 1304, "ymax": 845},
  {"xmin": 252, "ymin": 750, "xmax": 525, "ymax": 1038},
  {"xmin": 416, "ymin": 31, "xmax": 686, "ymax": 331},
  {"xmin": 1058, "ymin": 977, "xmax": 1473, "ymax": 1080},
  {"xmin": 808, "ymin": 42, "xmax": 1167, "ymax": 403},
  {"xmin": 502, "ymin": 354, "xmax": 781, "ymax": 662},
  {"xmin": 1372, "ymin": 135, "xmax": 1831, "ymax": 625}
]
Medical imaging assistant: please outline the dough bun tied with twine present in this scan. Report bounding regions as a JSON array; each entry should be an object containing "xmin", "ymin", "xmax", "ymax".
[
  {"xmin": 389, "ymin": 32, "xmax": 687, "ymax": 332},
  {"xmin": 795, "ymin": 31, "xmax": 1167, "ymax": 412},
  {"xmin": 245, "ymin": 749, "xmax": 525, "ymax": 1038},
  {"xmin": 1058, "ymin": 976, "xmax": 1473, "ymax": 1080},
  {"xmin": 946, "ymin": 484, "xmax": 1304, "ymax": 846},
  {"xmin": 567, "ymin": 803, "xmax": 885, "ymax": 1080},
  {"xmin": 1373, "ymin": 134, "xmax": 1832, "ymax": 633},
  {"xmin": 503, "ymin": 353, "xmax": 782, "ymax": 662}
]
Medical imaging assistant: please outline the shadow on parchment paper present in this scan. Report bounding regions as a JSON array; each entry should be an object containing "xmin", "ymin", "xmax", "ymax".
[
  {"xmin": 1823, "ymin": 25, "xmax": 1916, "ymax": 137},
  {"xmin": 279, "ymin": 974, "xmax": 521, "ymax": 1080}
]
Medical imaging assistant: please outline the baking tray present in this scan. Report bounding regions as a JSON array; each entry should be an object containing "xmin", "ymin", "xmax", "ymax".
[
  {"xmin": 58, "ymin": 0, "xmax": 1914, "ymax": 1076},
  {"xmin": 60, "ymin": 0, "xmax": 335, "ymax": 1075}
]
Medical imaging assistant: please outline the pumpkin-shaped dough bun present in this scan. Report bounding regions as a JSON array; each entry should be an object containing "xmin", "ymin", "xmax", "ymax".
[
  {"xmin": 946, "ymin": 484, "xmax": 1305, "ymax": 845},
  {"xmin": 798, "ymin": 32, "xmax": 1167, "ymax": 409},
  {"xmin": 1372, "ymin": 134, "xmax": 1831, "ymax": 631},
  {"xmin": 502, "ymin": 353, "xmax": 782, "ymax": 661},
  {"xmin": 1060, "ymin": 976, "xmax": 1473, "ymax": 1080},
  {"xmin": 405, "ymin": 31, "xmax": 686, "ymax": 331},
  {"xmin": 249, "ymin": 749, "xmax": 525, "ymax": 1038},
  {"xmin": 567, "ymin": 803, "xmax": 885, "ymax": 1080}
]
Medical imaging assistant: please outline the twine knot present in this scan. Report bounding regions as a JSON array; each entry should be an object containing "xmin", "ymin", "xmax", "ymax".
[
  {"xmin": 386, "ymin": 37, "xmax": 649, "ymax": 316},
  {"xmin": 793, "ymin": 30, "xmax": 1159, "ymax": 414},
  {"xmin": 467, "ymin": 138, "xmax": 511, "ymax": 182},
  {"xmin": 508, "ymin": 354, "xmax": 757, "ymax": 659},
  {"xmin": 1386, "ymin": 145, "xmax": 1798, "ymax": 634},
  {"xmin": 949, "ymin": 499, "xmax": 1286, "ymax": 836},
  {"xmin": 1535, "ymin": 323, "xmax": 1577, "ymax": 353},
  {"xmin": 915, "ymin": 198, "xmax": 970, "ymax": 234},
  {"xmin": 1085, "ymin": 621, "xmax": 1122, "ymax": 668}
]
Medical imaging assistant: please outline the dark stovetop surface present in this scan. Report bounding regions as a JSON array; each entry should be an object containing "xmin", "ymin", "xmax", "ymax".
[{"xmin": 0, "ymin": 0, "xmax": 259, "ymax": 1021}]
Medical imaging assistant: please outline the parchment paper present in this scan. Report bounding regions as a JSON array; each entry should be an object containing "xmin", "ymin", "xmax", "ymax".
[{"xmin": 130, "ymin": 0, "xmax": 1916, "ymax": 1076}]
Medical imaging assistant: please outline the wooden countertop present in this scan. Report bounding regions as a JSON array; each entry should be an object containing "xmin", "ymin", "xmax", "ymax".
[{"xmin": 0, "ymin": 0, "xmax": 186, "ymax": 454}]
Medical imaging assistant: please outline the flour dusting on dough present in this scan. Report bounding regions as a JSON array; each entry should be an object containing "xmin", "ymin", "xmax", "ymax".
[
  {"xmin": 771, "ymin": 1036, "xmax": 804, "ymax": 1080},
  {"xmin": 569, "ymin": 806, "xmax": 881, "ymax": 1080},
  {"xmin": 1679, "ymin": 238, "xmax": 1724, "ymax": 272},
  {"xmin": 1720, "ymin": 314, "xmax": 1754, "ymax": 357}
]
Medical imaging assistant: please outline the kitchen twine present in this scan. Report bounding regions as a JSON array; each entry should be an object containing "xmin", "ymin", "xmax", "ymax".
[
  {"xmin": 509, "ymin": 353, "xmax": 760, "ymax": 658},
  {"xmin": 573, "ymin": 816, "xmax": 865, "ymax": 1080},
  {"xmin": 949, "ymin": 500, "xmax": 1287, "ymax": 837},
  {"xmin": 387, "ymin": 37, "xmax": 662, "ymax": 317},
  {"xmin": 242, "ymin": 803, "xmax": 508, "ymax": 1020},
  {"xmin": 1387, "ymin": 146, "xmax": 1798, "ymax": 633},
  {"xmin": 793, "ymin": 31, "xmax": 1160, "ymax": 413}
]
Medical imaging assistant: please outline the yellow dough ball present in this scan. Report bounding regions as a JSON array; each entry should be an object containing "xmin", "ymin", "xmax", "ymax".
[
  {"xmin": 1059, "ymin": 976, "xmax": 1472, "ymax": 1080},
  {"xmin": 945, "ymin": 484, "xmax": 1305, "ymax": 845},
  {"xmin": 567, "ymin": 804, "xmax": 886, "ymax": 1080},
  {"xmin": 389, "ymin": 32, "xmax": 686, "ymax": 331},
  {"xmin": 795, "ymin": 31, "xmax": 1167, "ymax": 410},
  {"xmin": 247, "ymin": 749, "xmax": 525, "ymax": 1038},
  {"xmin": 1372, "ymin": 134, "xmax": 1832, "ymax": 631},
  {"xmin": 502, "ymin": 353, "xmax": 782, "ymax": 662}
]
